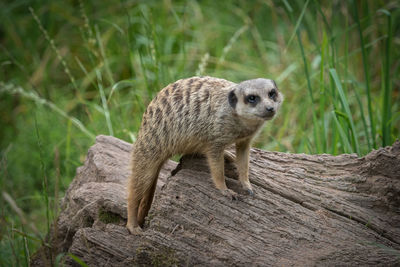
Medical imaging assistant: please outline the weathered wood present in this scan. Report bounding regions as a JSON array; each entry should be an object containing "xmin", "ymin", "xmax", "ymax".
[{"xmin": 31, "ymin": 135, "xmax": 400, "ymax": 266}]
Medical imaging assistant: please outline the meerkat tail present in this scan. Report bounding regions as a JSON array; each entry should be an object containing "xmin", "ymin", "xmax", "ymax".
[
  {"xmin": 127, "ymin": 154, "xmax": 164, "ymax": 232},
  {"xmin": 137, "ymin": 164, "xmax": 163, "ymax": 227}
]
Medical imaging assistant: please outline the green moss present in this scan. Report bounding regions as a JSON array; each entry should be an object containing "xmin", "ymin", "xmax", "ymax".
[
  {"xmin": 150, "ymin": 248, "xmax": 179, "ymax": 267},
  {"xmin": 98, "ymin": 208, "xmax": 120, "ymax": 224}
]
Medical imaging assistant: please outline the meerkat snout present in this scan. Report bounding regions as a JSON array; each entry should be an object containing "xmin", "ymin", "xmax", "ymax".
[{"xmin": 266, "ymin": 106, "xmax": 275, "ymax": 114}]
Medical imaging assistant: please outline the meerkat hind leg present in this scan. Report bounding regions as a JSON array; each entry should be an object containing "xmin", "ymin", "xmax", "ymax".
[
  {"xmin": 236, "ymin": 139, "xmax": 254, "ymax": 195},
  {"xmin": 206, "ymin": 149, "xmax": 238, "ymax": 200}
]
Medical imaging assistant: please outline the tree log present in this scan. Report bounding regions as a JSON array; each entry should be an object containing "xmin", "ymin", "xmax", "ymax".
[{"xmin": 31, "ymin": 135, "xmax": 400, "ymax": 266}]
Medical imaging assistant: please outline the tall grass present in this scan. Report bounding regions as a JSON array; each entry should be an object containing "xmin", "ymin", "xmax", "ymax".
[
  {"xmin": 0, "ymin": 0, "xmax": 399, "ymax": 265},
  {"xmin": 380, "ymin": 9, "xmax": 393, "ymax": 147},
  {"xmin": 352, "ymin": 0, "xmax": 376, "ymax": 149}
]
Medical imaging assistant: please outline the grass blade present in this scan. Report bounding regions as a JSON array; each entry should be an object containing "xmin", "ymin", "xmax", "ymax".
[
  {"xmin": 332, "ymin": 111, "xmax": 353, "ymax": 154},
  {"xmin": 68, "ymin": 253, "xmax": 89, "ymax": 267},
  {"xmin": 286, "ymin": 0, "xmax": 310, "ymax": 48},
  {"xmin": 95, "ymin": 24, "xmax": 115, "ymax": 86},
  {"xmin": 34, "ymin": 115, "xmax": 50, "ymax": 235},
  {"xmin": 353, "ymin": 81, "xmax": 370, "ymax": 153},
  {"xmin": 96, "ymin": 70, "xmax": 114, "ymax": 136},
  {"xmin": 329, "ymin": 68, "xmax": 360, "ymax": 155},
  {"xmin": 352, "ymin": 0, "xmax": 375, "ymax": 148},
  {"xmin": 379, "ymin": 9, "xmax": 393, "ymax": 147}
]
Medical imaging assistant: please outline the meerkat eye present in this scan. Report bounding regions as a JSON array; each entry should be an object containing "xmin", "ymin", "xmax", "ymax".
[
  {"xmin": 246, "ymin": 95, "xmax": 258, "ymax": 104},
  {"xmin": 268, "ymin": 89, "xmax": 277, "ymax": 100}
]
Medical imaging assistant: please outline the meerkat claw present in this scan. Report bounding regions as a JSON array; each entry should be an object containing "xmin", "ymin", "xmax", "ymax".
[
  {"xmin": 221, "ymin": 189, "xmax": 239, "ymax": 200},
  {"xmin": 247, "ymin": 189, "xmax": 254, "ymax": 196},
  {"xmin": 241, "ymin": 181, "xmax": 254, "ymax": 196},
  {"xmin": 127, "ymin": 224, "xmax": 143, "ymax": 235}
]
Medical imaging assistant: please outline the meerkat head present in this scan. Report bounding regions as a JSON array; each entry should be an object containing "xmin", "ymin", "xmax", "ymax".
[{"xmin": 228, "ymin": 78, "xmax": 283, "ymax": 122}]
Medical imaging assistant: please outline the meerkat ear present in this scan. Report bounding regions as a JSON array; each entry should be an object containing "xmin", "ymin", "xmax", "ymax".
[
  {"xmin": 228, "ymin": 89, "xmax": 237, "ymax": 108},
  {"xmin": 272, "ymin": 80, "xmax": 278, "ymax": 89}
]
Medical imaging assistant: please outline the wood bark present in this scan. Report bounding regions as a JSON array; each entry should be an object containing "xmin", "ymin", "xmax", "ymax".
[{"xmin": 31, "ymin": 135, "xmax": 400, "ymax": 266}]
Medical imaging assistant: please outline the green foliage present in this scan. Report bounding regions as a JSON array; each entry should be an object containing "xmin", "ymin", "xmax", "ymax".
[{"xmin": 0, "ymin": 0, "xmax": 399, "ymax": 265}]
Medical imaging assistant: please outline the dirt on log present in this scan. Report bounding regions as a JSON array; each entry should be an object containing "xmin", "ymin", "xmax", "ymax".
[{"xmin": 31, "ymin": 135, "xmax": 400, "ymax": 266}]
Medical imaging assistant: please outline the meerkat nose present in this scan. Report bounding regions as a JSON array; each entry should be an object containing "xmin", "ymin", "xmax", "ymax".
[{"xmin": 266, "ymin": 107, "xmax": 275, "ymax": 113}]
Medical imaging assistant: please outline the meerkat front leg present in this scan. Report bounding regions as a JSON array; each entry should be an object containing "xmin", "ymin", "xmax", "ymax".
[
  {"xmin": 126, "ymin": 193, "xmax": 142, "ymax": 234},
  {"xmin": 236, "ymin": 139, "xmax": 254, "ymax": 195},
  {"xmin": 206, "ymin": 149, "xmax": 238, "ymax": 200}
]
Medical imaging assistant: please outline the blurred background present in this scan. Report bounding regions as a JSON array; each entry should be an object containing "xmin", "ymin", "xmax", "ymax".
[{"xmin": 0, "ymin": 0, "xmax": 399, "ymax": 264}]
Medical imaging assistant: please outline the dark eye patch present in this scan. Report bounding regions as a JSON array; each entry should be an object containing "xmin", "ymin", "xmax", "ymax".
[
  {"xmin": 268, "ymin": 89, "xmax": 277, "ymax": 100},
  {"xmin": 245, "ymin": 95, "xmax": 259, "ymax": 104}
]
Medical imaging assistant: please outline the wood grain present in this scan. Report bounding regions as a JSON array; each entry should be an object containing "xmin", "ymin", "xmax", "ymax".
[{"xmin": 31, "ymin": 135, "xmax": 400, "ymax": 266}]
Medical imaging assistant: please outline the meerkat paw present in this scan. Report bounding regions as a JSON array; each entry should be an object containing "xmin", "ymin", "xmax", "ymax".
[
  {"xmin": 220, "ymin": 189, "xmax": 239, "ymax": 200},
  {"xmin": 127, "ymin": 224, "xmax": 143, "ymax": 235}
]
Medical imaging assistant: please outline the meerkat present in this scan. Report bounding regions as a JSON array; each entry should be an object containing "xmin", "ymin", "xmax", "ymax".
[{"xmin": 127, "ymin": 76, "xmax": 283, "ymax": 234}]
